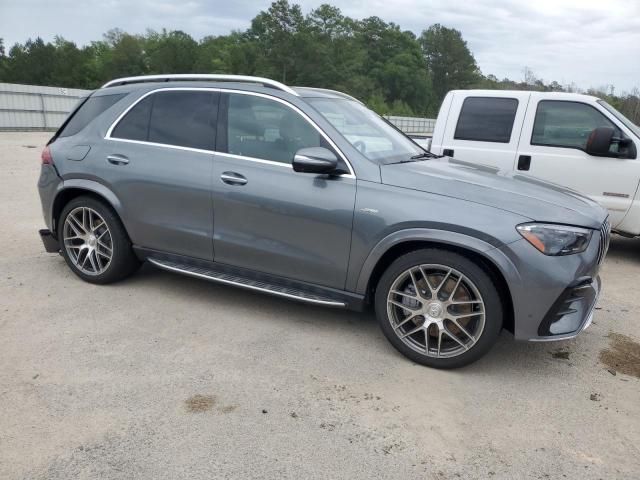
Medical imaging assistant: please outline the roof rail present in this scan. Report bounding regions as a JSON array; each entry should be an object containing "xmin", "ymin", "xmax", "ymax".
[
  {"xmin": 298, "ymin": 87, "xmax": 364, "ymax": 105},
  {"xmin": 101, "ymin": 74, "xmax": 299, "ymax": 96}
]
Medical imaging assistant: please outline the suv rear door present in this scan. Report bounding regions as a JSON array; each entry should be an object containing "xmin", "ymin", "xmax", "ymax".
[
  {"xmin": 516, "ymin": 93, "xmax": 640, "ymax": 228},
  {"xmin": 211, "ymin": 92, "xmax": 356, "ymax": 289},
  {"xmin": 102, "ymin": 89, "xmax": 219, "ymax": 260},
  {"xmin": 435, "ymin": 91, "xmax": 530, "ymax": 171}
]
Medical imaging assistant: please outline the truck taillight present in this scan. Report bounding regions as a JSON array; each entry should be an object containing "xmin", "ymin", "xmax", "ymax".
[{"xmin": 41, "ymin": 146, "xmax": 53, "ymax": 165}]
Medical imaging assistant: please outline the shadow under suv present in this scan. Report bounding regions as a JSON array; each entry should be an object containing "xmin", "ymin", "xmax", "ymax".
[{"xmin": 37, "ymin": 74, "xmax": 610, "ymax": 368}]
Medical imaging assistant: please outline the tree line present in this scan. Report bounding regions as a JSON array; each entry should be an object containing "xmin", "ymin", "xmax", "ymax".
[{"xmin": 0, "ymin": 0, "xmax": 638, "ymax": 122}]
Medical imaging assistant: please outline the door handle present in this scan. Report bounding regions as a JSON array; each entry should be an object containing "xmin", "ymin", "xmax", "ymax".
[
  {"xmin": 107, "ymin": 154, "xmax": 129, "ymax": 165},
  {"xmin": 220, "ymin": 172, "xmax": 248, "ymax": 185},
  {"xmin": 443, "ymin": 148, "xmax": 454, "ymax": 157},
  {"xmin": 517, "ymin": 155, "xmax": 531, "ymax": 171}
]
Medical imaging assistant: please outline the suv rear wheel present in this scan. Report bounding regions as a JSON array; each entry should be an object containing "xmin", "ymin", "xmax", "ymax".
[
  {"xmin": 59, "ymin": 196, "xmax": 139, "ymax": 284},
  {"xmin": 375, "ymin": 249, "xmax": 503, "ymax": 369}
]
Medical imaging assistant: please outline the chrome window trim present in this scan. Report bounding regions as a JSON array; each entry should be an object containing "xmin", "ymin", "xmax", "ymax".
[
  {"xmin": 104, "ymin": 87, "xmax": 356, "ymax": 178},
  {"xmin": 105, "ymin": 136, "xmax": 215, "ymax": 156},
  {"xmin": 216, "ymin": 151, "xmax": 293, "ymax": 169}
]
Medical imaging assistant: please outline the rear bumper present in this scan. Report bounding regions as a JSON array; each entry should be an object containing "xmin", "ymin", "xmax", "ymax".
[
  {"xmin": 39, "ymin": 229, "xmax": 60, "ymax": 253},
  {"xmin": 37, "ymin": 164, "xmax": 62, "ymax": 232}
]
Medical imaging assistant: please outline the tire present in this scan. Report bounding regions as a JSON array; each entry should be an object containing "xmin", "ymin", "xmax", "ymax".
[
  {"xmin": 59, "ymin": 195, "xmax": 140, "ymax": 284},
  {"xmin": 374, "ymin": 248, "xmax": 503, "ymax": 369}
]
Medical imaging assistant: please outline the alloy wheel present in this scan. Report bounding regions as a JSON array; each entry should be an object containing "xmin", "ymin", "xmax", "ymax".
[
  {"xmin": 62, "ymin": 206, "xmax": 113, "ymax": 276},
  {"xmin": 386, "ymin": 264, "xmax": 486, "ymax": 358}
]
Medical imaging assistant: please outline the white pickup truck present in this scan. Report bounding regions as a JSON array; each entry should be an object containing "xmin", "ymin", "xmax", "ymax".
[{"xmin": 426, "ymin": 90, "xmax": 640, "ymax": 236}]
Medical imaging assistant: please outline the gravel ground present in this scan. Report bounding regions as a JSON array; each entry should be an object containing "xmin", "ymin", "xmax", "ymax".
[{"xmin": 1, "ymin": 132, "xmax": 639, "ymax": 480}]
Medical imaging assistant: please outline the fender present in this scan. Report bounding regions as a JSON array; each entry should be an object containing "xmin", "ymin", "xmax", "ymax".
[
  {"xmin": 351, "ymin": 227, "xmax": 522, "ymax": 295},
  {"xmin": 50, "ymin": 179, "xmax": 124, "ymax": 233}
]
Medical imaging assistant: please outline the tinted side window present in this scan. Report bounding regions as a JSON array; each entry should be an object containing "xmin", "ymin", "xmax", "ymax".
[
  {"xmin": 111, "ymin": 95, "xmax": 152, "ymax": 141},
  {"xmin": 111, "ymin": 91, "xmax": 217, "ymax": 150},
  {"xmin": 226, "ymin": 93, "xmax": 323, "ymax": 163},
  {"xmin": 59, "ymin": 93, "xmax": 126, "ymax": 138},
  {"xmin": 454, "ymin": 97, "xmax": 518, "ymax": 143},
  {"xmin": 532, "ymin": 101, "xmax": 617, "ymax": 150},
  {"xmin": 148, "ymin": 91, "xmax": 217, "ymax": 150}
]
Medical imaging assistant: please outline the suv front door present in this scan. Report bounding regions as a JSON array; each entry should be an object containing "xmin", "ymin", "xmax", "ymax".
[{"xmin": 211, "ymin": 92, "xmax": 356, "ymax": 289}]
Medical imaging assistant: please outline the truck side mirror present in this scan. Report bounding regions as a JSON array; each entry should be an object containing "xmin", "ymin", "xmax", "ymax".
[{"xmin": 585, "ymin": 127, "xmax": 615, "ymax": 156}]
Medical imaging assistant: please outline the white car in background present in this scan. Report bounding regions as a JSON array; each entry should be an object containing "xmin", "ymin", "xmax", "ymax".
[{"xmin": 429, "ymin": 90, "xmax": 640, "ymax": 236}]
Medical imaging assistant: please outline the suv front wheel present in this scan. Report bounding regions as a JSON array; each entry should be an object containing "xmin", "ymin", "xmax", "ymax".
[
  {"xmin": 375, "ymin": 249, "xmax": 503, "ymax": 369},
  {"xmin": 59, "ymin": 196, "xmax": 139, "ymax": 284}
]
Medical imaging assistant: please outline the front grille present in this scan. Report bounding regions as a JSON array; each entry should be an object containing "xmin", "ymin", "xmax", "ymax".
[{"xmin": 597, "ymin": 218, "xmax": 611, "ymax": 265}]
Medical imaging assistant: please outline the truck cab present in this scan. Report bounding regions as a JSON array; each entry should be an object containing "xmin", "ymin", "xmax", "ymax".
[{"xmin": 430, "ymin": 90, "xmax": 640, "ymax": 235}]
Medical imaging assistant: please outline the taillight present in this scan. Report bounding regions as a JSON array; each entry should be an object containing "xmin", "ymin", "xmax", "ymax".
[{"xmin": 41, "ymin": 146, "xmax": 53, "ymax": 165}]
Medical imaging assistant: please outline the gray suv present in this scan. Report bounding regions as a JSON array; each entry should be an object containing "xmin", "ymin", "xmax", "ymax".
[{"xmin": 37, "ymin": 74, "xmax": 610, "ymax": 368}]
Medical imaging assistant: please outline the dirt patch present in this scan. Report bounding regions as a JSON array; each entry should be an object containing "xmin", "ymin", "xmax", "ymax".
[
  {"xmin": 185, "ymin": 394, "xmax": 216, "ymax": 413},
  {"xmin": 551, "ymin": 350, "xmax": 570, "ymax": 360},
  {"xmin": 599, "ymin": 333, "xmax": 640, "ymax": 378}
]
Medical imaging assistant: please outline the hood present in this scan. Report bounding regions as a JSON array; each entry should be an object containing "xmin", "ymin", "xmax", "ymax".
[{"xmin": 380, "ymin": 157, "xmax": 608, "ymax": 229}]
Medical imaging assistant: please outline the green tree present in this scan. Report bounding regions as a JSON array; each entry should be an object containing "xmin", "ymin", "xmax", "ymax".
[
  {"xmin": 50, "ymin": 37, "xmax": 92, "ymax": 88},
  {"xmin": 0, "ymin": 38, "xmax": 6, "ymax": 80},
  {"xmin": 145, "ymin": 29, "xmax": 198, "ymax": 74},
  {"xmin": 420, "ymin": 24, "xmax": 480, "ymax": 106},
  {"xmin": 248, "ymin": 0, "xmax": 306, "ymax": 82},
  {"xmin": 354, "ymin": 17, "xmax": 431, "ymax": 113},
  {"xmin": 101, "ymin": 29, "xmax": 147, "ymax": 79},
  {"xmin": 3, "ymin": 38, "xmax": 56, "ymax": 85},
  {"xmin": 302, "ymin": 5, "xmax": 361, "ymax": 88},
  {"xmin": 1, "ymin": 2, "xmax": 635, "ymax": 123},
  {"xmin": 196, "ymin": 32, "xmax": 258, "ymax": 74}
]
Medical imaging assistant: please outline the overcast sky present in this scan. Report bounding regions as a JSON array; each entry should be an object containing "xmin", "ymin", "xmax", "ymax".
[{"xmin": 1, "ymin": 0, "xmax": 638, "ymax": 92}]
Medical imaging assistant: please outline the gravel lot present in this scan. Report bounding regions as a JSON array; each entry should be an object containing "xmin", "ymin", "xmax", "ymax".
[{"xmin": 1, "ymin": 132, "xmax": 639, "ymax": 479}]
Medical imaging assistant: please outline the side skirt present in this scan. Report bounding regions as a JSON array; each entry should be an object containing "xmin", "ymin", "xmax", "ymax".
[{"xmin": 134, "ymin": 247, "xmax": 366, "ymax": 311}]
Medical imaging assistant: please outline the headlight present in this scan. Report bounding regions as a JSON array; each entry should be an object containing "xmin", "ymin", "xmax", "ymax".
[{"xmin": 516, "ymin": 223, "xmax": 593, "ymax": 255}]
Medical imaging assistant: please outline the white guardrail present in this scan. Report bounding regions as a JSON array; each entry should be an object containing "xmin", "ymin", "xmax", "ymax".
[{"xmin": 0, "ymin": 82, "xmax": 435, "ymax": 136}]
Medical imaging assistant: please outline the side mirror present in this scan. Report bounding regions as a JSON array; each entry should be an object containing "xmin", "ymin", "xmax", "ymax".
[
  {"xmin": 586, "ymin": 127, "xmax": 615, "ymax": 156},
  {"xmin": 293, "ymin": 147, "xmax": 338, "ymax": 174}
]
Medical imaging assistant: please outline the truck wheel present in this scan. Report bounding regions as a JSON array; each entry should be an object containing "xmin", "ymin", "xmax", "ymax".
[
  {"xmin": 59, "ymin": 196, "xmax": 140, "ymax": 284},
  {"xmin": 375, "ymin": 249, "xmax": 503, "ymax": 369}
]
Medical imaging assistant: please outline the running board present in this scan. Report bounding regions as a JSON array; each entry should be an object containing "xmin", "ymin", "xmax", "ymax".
[{"xmin": 148, "ymin": 258, "xmax": 347, "ymax": 308}]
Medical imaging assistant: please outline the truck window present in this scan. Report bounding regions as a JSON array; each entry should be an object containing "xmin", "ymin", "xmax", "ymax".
[
  {"xmin": 454, "ymin": 97, "xmax": 518, "ymax": 143},
  {"xmin": 532, "ymin": 101, "xmax": 618, "ymax": 151}
]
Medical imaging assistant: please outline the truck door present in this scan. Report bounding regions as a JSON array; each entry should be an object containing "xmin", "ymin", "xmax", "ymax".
[
  {"xmin": 435, "ymin": 92, "xmax": 530, "ymax": 171},
  {"xmin": 516, "ymin": 94, "xmax": 640, "ymax": 228}
]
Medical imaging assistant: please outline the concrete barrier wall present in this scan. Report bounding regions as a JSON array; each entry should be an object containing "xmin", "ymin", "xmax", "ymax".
[
  {"xmin": 0, "ymin": 83, "xmax": 90, "ymax": 131},
  {"xmin": 0, "ymin": 83, "xmax": 435, "ymax": 135}
]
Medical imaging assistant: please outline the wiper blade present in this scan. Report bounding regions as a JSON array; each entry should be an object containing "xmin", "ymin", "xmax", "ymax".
[
  {"xmin": 410, "ymin": 152, "xmax": 435, "ymax": 160},
  {"xmin": 387, "ymin": 152, "xmax": 444, "ymax": 165},
  {"xmin": 388, "ymin": 157, "xmax": 427, "ymax": 164}
]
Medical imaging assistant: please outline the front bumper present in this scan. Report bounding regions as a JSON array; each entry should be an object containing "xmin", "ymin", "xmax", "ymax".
[
  {"xmin": 529, "ymin": 275, "xmax": 601, "ymax": 342},
  {"xmin": 496, "ymin": 225, "xmax": 607, "ymax": 342}
]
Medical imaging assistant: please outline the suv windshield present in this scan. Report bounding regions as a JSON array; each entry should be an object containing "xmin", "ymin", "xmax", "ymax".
[
  {"xmin": 306, "ymin": 97, "xmax": 424, "ymax": 164},
  {"xmin": 598, "ymin": 100, "xmax": 640, "ymax": 138}
]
